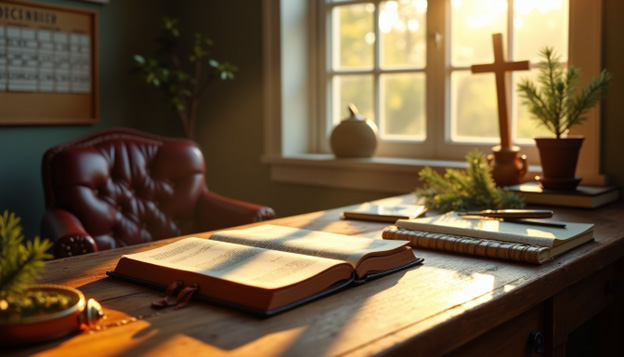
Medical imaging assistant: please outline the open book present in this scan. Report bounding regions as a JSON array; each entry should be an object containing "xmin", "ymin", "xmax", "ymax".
[
  {"xmin": 382, "ymin": 212, "xmax": 594, "ymax": 264},
  {"xmin": 107, "ymin": 225, "xmax": 422, "ymax": 316}
]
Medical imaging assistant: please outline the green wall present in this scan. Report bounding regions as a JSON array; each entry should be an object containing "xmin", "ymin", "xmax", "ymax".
[
  {"xmin": 1, "ymin": 0, "xmax": 623, "ymax": 240},
  {"xmin": 0, "ymin": 0, "xmax": 172, "ymax": 238}
]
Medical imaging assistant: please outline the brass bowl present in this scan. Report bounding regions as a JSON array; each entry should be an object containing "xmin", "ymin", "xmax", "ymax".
[{"xmin": 0, "ymin": 284, "xmax": 103, "ymax": 346}]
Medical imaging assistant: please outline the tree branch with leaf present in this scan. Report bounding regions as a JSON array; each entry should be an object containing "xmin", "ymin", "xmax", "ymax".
[{"xmin": 133, "ymin": 17, "xmax": 238, "ymax": 138}]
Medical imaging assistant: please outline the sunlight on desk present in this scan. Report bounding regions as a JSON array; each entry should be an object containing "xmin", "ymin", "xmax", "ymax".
[
  {"xmin": 504, "ymin": 284, "xmax": 517, "ymax": 293},
  {"xmin": 232, "ymin": 326, "xmax": 308, "ymax": 356}
]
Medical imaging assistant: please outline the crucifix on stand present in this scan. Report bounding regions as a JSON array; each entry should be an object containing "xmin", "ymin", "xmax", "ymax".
[{"xmin": 471, "ymin": 33, "xmax": 530, "ymax": 186}]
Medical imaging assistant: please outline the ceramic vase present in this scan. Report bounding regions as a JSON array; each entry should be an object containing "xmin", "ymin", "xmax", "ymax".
[{"xmin": 487, "ymin": 145, "xmax": 528, "ymax": 187}]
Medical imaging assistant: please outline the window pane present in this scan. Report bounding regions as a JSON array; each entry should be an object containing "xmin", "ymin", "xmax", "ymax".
[
  {"xmin": 451, "ymin": 0, "xmax": 507, "ymax": 67},
  {"xmin": 451, "ymin": 70, "xmax": 499, "ymax": 142},
  {"xmin": 380, "ymin": 0, "xmax": 427, "ymax": 69},
  {"xmin": 332, "ymin": 4, "xmax": 374, "ymax": 70},
  {"xmin": 380, "ymin": 73, "xmax": 425, "ymax": 139},
  {"xmin": 513, "ymin": 0, "xmax": 568, "ymax": 62},
  {"xmin": 332, "ymin": 74, "xmax": 374, "ymax": 126}
]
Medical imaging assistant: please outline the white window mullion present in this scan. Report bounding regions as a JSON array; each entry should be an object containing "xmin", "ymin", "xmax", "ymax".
[
  {"xmin": 373, "ymin": 2, "xmax": 383, "ymax": 138},
  {"xmin": 428, "ymin": 0, "xmax": 446, "ymax": 157}
]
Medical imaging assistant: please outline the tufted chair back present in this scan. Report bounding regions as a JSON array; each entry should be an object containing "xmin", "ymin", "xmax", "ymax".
[{"xmin": 41, "ymin": 127, "xmax": 275, "ymax": 257}]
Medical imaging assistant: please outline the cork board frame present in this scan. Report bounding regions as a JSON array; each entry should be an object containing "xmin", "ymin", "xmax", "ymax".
[{"xmin": 0, "ymin": 0, "xmax": 98, "ymax": 125}]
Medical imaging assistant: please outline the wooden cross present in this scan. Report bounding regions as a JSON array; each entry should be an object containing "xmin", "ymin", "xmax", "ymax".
[{"xmin": 471, "ymin": 33, "xmax": 529, "ymax": 148}]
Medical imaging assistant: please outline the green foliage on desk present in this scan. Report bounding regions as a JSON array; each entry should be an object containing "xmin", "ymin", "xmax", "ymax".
[
  {"xmin": 0, "ymin": 211, "xmax": 52, "ymax": 301},
  {"xmin": 416, "ymin": 150, "xmax": 525, "ymax": 212}
]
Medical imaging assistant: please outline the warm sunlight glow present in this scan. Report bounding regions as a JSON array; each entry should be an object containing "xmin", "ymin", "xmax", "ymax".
[
  {"xmin": 234, "ymin": 326, "xmax": 309, "ymax": 356},
  {"xmin": 514, "ymin": 0, "xmax": 562, "ymax": 15},
  {"xmin": 455, "ymin": 272, "xmax": 496, "ymax": 301},
  {"xmin": 461, "ymin": 0, "xmax": 508, "ymax": 29},
  {"xmin": 407, "ymin": 19, "xmax": 420, "ymax": 32},
  {"xmin": 379, "ymin": 1, "xmax": 399, "ymax": 33},
  {"xmin": 504, "ymin": 284, "xmax": 517, "ymax": 292},
  {"xmin": 379, "ymin": 0, "xmax": 427, "ymax": 34}
]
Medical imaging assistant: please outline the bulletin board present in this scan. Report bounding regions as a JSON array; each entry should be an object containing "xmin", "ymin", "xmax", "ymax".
[{"xmin": 0, "ymin": 0, "xmax": 98, "ymax": 125}]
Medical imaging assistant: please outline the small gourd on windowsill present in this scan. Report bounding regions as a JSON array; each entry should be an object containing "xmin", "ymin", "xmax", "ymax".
[{"xmin": 330, "ymin": 104, "xmax": 379, "ymax": 158}]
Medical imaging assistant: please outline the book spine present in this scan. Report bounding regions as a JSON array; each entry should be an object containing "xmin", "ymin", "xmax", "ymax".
[{"xmin": 382, "ymin": 227, "xmax": 547, "ymax": 264}]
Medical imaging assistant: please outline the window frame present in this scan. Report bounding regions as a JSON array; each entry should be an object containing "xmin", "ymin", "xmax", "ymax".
[{"xmin": 262, "ymin": 0, "xmax": 605, "ymax": 194}]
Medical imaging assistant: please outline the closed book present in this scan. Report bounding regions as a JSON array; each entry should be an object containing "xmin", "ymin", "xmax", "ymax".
[
  {"xmin": 107, "ymin": 225, "xmax": 422, "ymax": 316},
  {"xmin": 506, "ymin": 182, "xmax": 620, "ymax": 209},
  {"xmin": 382, "ymin": 212, "xmax": 594, "ymax": 264},
  {"xmin": 342, "ymin": 204, "xmax": 427, "ymax": 223}
]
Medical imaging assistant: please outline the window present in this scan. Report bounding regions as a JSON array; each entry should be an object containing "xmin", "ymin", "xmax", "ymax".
[
  {"xmin": 263, "ymin": 0, "xmax": 605, "ymax": 192},
  {"xmin": 324, "ymin": 0, "xmax": 569, "ymax": 160}
]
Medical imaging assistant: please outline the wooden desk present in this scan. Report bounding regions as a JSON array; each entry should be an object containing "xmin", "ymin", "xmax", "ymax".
[{"xmin": 6, "ymin": 195, "xmax": 624, "ymax": 356}]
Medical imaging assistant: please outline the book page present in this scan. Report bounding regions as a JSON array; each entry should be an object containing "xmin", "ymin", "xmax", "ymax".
[
  {"xmin": 395, "ymin": 212, "xmax": 594, "ymax": 247},
  {"xmin": 209, "ymin": 225, "xmax": 410, "ymax": 267},
  {"xmin": 120, "ymin": 237, "xmax": 351, "ymax": 290}
]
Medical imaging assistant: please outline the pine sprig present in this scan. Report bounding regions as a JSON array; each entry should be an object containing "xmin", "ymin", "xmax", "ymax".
[
  {"xmin": 416, "ymin": 150, "xmax": 525, "ymax": 212},
  {"xmin": 517, "ymin": 47, "xmax": 612, "ymax": 138},
  {"xmin": 0, "ymin": 211, "xmax": 53, "ymax": 299}
]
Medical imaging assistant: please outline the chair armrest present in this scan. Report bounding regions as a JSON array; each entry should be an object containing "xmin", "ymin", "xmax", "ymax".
[
  {"xmin": 41, "ymin": 208, "xmax": 98, "ymax": 258},
  {"xmin": 196, "ymin": 191, "xmax": 276, "ymax": 231}
]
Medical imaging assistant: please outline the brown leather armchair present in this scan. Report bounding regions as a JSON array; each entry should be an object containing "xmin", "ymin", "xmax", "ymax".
[{"xmin": 41, "ymin": 127, "xmax": 275, "ymax": 258}]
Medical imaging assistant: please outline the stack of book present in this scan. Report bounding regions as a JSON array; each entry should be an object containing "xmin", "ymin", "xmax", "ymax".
[
  {"xmin": 382, "ymin": 212, "xmax": 594, "ymax": 264},
  {"xmin": 506, "ymin": 182, "xmax": 619, "ymax": 209}
]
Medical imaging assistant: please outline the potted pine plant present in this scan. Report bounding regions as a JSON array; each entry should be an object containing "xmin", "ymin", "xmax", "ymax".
[
  {"xmin": 517, "ymin": 47, "xmax": 611, "ymax": 190},
  {"xmin": 0, "ymin": 211, "xmax": 102, "ymax": 346}
]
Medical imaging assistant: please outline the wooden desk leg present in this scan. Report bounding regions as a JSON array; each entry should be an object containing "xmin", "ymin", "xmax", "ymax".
[
  {"xmin": 596, "ymin": 258, "xmax": 624, "ymax": 356},
  {"xmin": 549, "ymin": 294, "xmax": 567, "ymax": 357}
]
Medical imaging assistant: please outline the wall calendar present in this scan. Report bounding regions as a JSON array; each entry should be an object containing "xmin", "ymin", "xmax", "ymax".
[{"xmin": 0, "ymin": 0, "xmax": 98, "ymax": 124}]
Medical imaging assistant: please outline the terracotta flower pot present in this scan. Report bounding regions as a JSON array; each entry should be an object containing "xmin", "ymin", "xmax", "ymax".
[
  {"xmin": 0, "ymin": 284, "xmax": 103, "ymax": 346},
  {"xmin": 534, "ymin": 136, "xmax": 584, "ymax": 191}
]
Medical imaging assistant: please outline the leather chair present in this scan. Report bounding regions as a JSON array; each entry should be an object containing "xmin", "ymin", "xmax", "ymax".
[{"xmin": 41, "ymin": 127, "xmax": 275, "ymax": 258}]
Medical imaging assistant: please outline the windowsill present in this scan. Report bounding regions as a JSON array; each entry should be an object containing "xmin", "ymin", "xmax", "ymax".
[{"xmin": 262, "ymin": 154, "xmax": 542, "ymax": 193}]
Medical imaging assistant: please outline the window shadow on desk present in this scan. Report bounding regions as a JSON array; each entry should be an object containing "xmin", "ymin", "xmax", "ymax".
[{"xmin": 110, "ymin": 268, "xmax": 412, "ymax": 356}]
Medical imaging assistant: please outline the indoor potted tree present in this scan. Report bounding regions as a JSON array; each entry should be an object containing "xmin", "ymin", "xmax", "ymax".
[
  {"xmin": 133, "ymin": 17, "xmax": 238, "ymax": 139},
  {"xmin": 0, "ymin": 211, "xmax": 102, "ymax": 346},
  {"xmin": 517, "ymin": 47, "xmax": 611, "ymax": 190}
]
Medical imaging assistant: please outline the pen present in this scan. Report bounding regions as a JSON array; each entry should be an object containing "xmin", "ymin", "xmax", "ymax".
[
  {"xmin": 458, "ymin": 209, "xmax": 554, "ymax": 219},
  {"xmin": 502, "ymin": 218, "xmax": 567, "ymax": 229}
]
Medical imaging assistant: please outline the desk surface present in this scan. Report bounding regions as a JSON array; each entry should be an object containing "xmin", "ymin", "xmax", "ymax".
[{"xmin": 6, "ymin": 194, "xmax": 624, "ymax": 356}]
